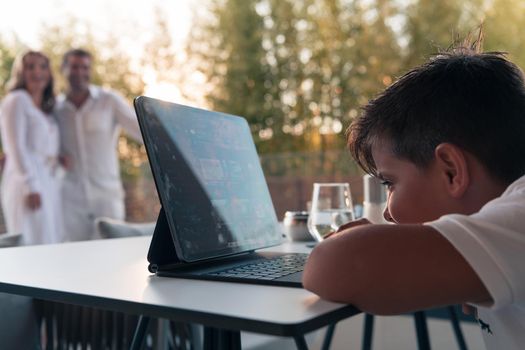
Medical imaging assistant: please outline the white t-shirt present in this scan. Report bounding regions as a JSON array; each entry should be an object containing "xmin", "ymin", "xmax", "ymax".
[{"xmin": 427, "ymin": 174, "xmax": 525, "ymax": 350}]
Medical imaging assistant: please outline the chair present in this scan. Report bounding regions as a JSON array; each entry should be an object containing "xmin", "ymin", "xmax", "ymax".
[
  {"xmin": 35, "ymin": 302, "xmax": 145, "ymax": 350},
  {"xmin": 361, "ymin": 307, "xmax": 470, "ymax": 350},
  {"xmin": 0, "ymin": 232, "xmax": 41, "ymax": 349},
  {"xmin": 321, "ymin": 306, "xmax": 471, "ymax": 350},
  {"xmin": 95, "ymin": 217, "xmax": 156, "ymax": 239},
  {"xmin": 0, "ymin": 232, "xmax": 22, "ymax": 247}
]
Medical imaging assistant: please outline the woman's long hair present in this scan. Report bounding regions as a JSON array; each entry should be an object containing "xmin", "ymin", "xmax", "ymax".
[{"xmin": 6, "ymin": 50, "xmax": 55, "ymax": 114}]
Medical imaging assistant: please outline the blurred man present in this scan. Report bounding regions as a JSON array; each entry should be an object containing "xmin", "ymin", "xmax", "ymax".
[{"xmin": 55, "ymin": 49, "xmax": 142, "ymax": 241}]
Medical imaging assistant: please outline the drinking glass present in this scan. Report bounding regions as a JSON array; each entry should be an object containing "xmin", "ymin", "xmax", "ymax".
[{"xmin": 307, "ymin": 183, "xmax": 354, "ymax": 241}]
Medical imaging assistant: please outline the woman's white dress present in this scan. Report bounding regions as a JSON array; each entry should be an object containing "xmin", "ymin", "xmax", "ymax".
[{"xmin": 0, "ymin": 90, "xmax": 64, "ymax": 245}]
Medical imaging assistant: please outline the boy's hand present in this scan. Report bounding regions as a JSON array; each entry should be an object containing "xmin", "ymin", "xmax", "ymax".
[{"xmin": 323, "ymin": 218, "xmax": 371, "ymax": 239}]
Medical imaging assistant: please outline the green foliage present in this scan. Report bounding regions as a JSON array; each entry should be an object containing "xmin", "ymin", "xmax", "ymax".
[
  {"xmin": 186, "ymin": 0, "xmax": 402, "ymax": 158},
  {"xmin": 0, "ymin": 35, "xmax": 25, "ymax": 98},
  {"xmin": 482, "ymin": 0, "xmax": 525, "ymax": 69},
  {"xmin": 402, "ymin": 0, "xmax": 484, "ymax": 68},
  {"xmin": 187, "ymin": 0, "xmax": 271, "ymax": 146}
]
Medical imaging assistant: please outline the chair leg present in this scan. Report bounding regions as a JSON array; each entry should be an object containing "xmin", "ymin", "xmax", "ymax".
[
  {"xmin": 169, "ymin": 320, "xmax": 195, "ymax": 349},
  {"xmin": 321, "ymin": 323, "xmax": 336, "ymax": 350},
  {"xmin": 44, "ymin": 301, "xmax": 55, "ymax": 350},
  {"xmin": 130, "ymin": 315, "xmax": 150, "ymax": 350},
  {"xmin": 413, "ymin": 311, "xmax": 431, "ymax": 350},
  {"xmin": 447, "ymin": 306, "xmax": 468, "ymax": 350},
  {"xmin": 360, "ymin": 308, "xmax": 464, "ymax": 350},
  {"xmin": 362, "ymin": 313, "xmax": 374, "ymax": 350},
  {"xmin": 81, "ymin": 306, "xmax": 90, "ymax": 349},
  {"xmin": 203, "ymin": 327, "xmax": 241, "ymax": 350},
  {"xmin": 293, "ymin": 335, "xmax": 309, "ymax": 350}
]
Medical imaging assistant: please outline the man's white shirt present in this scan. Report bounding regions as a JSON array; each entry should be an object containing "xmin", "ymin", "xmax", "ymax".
[{"xmin": 55, "ymin": 85, "xmax": 142, "ymax": 241}]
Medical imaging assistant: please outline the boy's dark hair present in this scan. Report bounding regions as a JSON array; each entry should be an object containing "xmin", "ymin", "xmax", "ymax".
[
  {"xmin": 347, "ymin": 43, "xmax": 525, "ymax": 185},
  {"xmin": 61, "ymin": 48, "xmax": 92, "ymax": 69}
]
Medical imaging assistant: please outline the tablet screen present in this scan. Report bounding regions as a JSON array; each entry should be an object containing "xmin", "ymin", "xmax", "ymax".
[{"xmin": 135, "ymin": 97, "xmax": 282, "ymax": 262}]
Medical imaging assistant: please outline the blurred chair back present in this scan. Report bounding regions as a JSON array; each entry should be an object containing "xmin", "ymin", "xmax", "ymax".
[
  {"xmin": 0, "ymin": 232, "xmax": 22, "ymax": 247},
  {"xmin": 95, "ymin": 217, "xmax": 155, "ymax": 239},
  {"xmin": 0, "ymin": 232, "xmax": 40, "ymax": 349}
]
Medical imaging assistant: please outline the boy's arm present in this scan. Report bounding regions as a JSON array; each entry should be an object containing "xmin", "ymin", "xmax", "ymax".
[{"xmin": 302, "ymin": 224, "xmax": 491, "ymax": 315}]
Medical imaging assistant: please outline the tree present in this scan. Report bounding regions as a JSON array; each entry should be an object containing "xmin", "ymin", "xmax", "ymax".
[
  {"xmin": 302, "ymin": 0, "xmax": 402, "ymax": 149},
  {"xmin": 185, "ymin": 0, "xmax": 405, "ymax": 180},
  {"xmin": 482, "ymin": 0, "xmax": 525, "ymax": 69},
  {"xmin": 0, "ymin": 35, "xmax": 23, "ymax": 97},
  {"xmin": 402, "ymin": 0, "xmax": 482, "ymax": 68},
  {"xmin": 186, "ymin": 0, "xmax": 272, "ymax": 150}
]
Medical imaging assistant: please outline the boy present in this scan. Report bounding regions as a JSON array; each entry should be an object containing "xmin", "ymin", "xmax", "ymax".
[{"xmin": 302, "ymin": 43, "xmax": 525, "ymax": 349}]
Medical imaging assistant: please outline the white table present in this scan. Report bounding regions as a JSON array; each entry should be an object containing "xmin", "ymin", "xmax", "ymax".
[{"xmin": 0, "ymin": 237, "xmax": 358, "ymax": 349}]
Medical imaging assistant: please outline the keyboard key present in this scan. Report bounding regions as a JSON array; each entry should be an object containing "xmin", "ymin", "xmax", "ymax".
[{"xmin": 207, "ymin": 253, "xmax": 308, "ymax": 280}]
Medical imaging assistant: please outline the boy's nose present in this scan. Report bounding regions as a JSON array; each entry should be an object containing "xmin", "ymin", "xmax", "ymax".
[{"xmin": 383, "ymin": 206, "xmax": 395, "ymax": 223}]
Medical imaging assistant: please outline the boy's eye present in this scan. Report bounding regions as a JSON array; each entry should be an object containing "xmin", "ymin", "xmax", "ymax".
[{"xmin": 380, "ymin": 180, "xmax": 393, "ymax": 190}]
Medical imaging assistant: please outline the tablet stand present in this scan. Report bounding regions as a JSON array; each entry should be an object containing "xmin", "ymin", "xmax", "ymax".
[{"xmin": 147, "ymin": 207, "xmax": 181, "ymax": 273}]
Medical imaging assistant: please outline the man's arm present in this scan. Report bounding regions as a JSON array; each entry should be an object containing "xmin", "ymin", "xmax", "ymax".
[
  {"xmin": 111, "ymin": 91, "xmax": 143, "ymax": 143},
  {"xmin": 302, "ymin": 224, "xmax": 491, "ymax": 315}
]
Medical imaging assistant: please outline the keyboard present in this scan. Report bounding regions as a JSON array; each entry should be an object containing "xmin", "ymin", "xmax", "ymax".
[{"xmin": 207, "ymin": 253, "xmax": 308, "ymax": 280}]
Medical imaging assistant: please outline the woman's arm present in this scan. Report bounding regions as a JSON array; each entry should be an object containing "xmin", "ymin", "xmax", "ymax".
[{"xmin": 2, "ymin": 93, "xmax": 42, "ymax": 207}]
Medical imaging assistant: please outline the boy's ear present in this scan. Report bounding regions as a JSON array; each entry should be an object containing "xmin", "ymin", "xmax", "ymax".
[{"xmin": 434, "ymin": 143, "xmax": 470, "ymax": 198}]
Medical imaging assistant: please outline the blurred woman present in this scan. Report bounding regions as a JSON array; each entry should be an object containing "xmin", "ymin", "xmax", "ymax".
[{"xmin": 0, "ymin": 51, "xmax": 64, "ymax": 245}]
